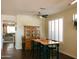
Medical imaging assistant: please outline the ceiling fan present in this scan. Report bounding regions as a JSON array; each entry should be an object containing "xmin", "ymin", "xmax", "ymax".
[
  {"xmin": 36, "ymin": 8, "xmax": 48, "ymax": 18},
  {"xmin": 24, "ymin": 8, "xmax": 48, "ymax": 18},
  {"xmin": 37, "ymin": 11, "xmax": 48, "ymax": 18}
]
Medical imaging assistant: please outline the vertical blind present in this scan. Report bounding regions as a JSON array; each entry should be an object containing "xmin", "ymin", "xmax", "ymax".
[{"xmin": 48, "ymin": 18, "xmax": 63, "ymax": 42}]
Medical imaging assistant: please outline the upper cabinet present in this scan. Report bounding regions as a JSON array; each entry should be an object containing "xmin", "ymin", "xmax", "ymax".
[{"xmin": 24, "ymin": 26, "xmax": 40, "ymax": 39}]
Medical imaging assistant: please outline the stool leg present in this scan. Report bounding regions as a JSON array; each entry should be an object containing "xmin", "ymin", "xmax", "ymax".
[
  {"xmin": 43, "ymin": 45, "xmax": 50, "ymax": 59},
  {"xmin": 56, "ymin": 44, "xmax": 59, "ymax": 59}
]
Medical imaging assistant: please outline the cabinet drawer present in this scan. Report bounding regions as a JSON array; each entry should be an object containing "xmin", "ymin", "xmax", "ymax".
[{"xmin": 25, "ymin": 40, "xmax": 31, "ymax": 49}]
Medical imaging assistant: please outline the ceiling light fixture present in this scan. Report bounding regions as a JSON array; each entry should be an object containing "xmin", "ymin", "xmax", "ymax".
[{"xmin": 40, "ymin": 16, "xmax": 43, "ymax": 19}]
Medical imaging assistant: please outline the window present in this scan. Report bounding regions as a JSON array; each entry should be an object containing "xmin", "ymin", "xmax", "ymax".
[
  {"xmin": 7, "ymin": 26, "xmax": 16, "ymax": 33},
  {"xmin": 48, "ymin": 18, "xmax": 63, "ymax": 42}
]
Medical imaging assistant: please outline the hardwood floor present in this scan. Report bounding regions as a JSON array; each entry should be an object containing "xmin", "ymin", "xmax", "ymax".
[{"xmin": 1, "ymin": 43, "xmax": 75, "ymax": 59}]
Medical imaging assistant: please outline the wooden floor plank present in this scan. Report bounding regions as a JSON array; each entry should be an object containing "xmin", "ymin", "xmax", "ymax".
[{"xmin": 1, "ymin": 43, "xmax": 75, "ymax": 59}]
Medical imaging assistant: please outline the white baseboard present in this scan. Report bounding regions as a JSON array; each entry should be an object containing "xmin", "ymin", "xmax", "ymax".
[
  {"xmin": 15, "ymin": 47, "xmax": 22, "ymax": 50},
  {"xmin": 15, "ymin": 46, "xmax": 22, "ymax": 49},
  {"xmin": 60, "ymin": 51, "xmax": 77, "ymax": 59}
]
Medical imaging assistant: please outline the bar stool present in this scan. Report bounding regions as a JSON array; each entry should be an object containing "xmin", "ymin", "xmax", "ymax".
[{"xmin": 48, "ymin": 44, "xmax": 59, "ymax": 59}]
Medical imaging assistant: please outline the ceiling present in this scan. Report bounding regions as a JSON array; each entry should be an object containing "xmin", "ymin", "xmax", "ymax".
[{"xmin": 1, "ymin": 0, "xmax": 75, "ymax": 15}]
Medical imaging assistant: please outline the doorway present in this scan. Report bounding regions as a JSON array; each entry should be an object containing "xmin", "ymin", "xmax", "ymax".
[{"xmin": 3, "ymin": 23, "xmax": 16, "ymax": 48}]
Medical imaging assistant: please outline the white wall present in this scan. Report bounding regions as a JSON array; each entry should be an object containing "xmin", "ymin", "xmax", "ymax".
[{"xmin": 0, "ymin": 15, "xmax": 2, "ymax": 49}]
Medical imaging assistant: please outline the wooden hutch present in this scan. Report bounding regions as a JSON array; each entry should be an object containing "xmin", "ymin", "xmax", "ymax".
[{"xmin": 24, "ymin": 26, "xmax": 40, "ymax": 49}]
